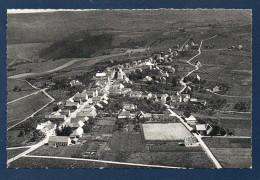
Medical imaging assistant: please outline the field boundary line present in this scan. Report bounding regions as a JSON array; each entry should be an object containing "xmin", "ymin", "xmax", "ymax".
[
  {"xmin": 7, "ymin": 89, "xmax": 44, "ymax": 105},
  {"xmin": 22, "ymin": 155, "xmax": 186, "ymax": 169},
  {"xmin": 7, "ymin": 146, "xmax": 32, "ymax": 150}
]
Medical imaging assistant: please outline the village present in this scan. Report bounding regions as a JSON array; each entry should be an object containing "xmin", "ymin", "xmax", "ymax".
[{"xmin": 7, "ymin": 35, "xmax": 248, "ymax": 169}]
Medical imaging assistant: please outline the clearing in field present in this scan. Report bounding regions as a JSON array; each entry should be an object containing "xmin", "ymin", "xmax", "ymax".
[{"xmin": 142, "ymin": 123, "xmax": 192, "ymax": 141}]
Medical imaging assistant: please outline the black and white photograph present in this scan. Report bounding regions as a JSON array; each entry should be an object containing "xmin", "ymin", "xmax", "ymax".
[{"xmin": 6, "ymin": 9, "xmax": 252, "ymax": 169}]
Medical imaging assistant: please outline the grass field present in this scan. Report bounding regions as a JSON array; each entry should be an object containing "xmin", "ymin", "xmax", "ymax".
[
  {"xmin": 220, "ymin": 119, "xmax": 251, "ymax": 136},
  {"xmin": 7, "ymin": 43, "xmax": 51, "ymax": 64},
  {"xmin": 202, "ymin": 137, "xmax": 251, "ymax": 148},
  {"xmin": 210, "ymin": 148, "xmax": 251, "ymax": 168},
  {"xmin": 7, "ymin": 92, "xmax": 51, "ymax": 128},
  {"xmin": 7, "ymin": 79, "xmax": 37, "ymax": 102},
  {"xmin": 108, "ymin": 132, "xmax": 144, "ymax": 153},
  {"xmin": 142, "ymin": 123, "xmax": 192, "ymax": 141},
  {"xmin": 8, "ymin": 156, "xmax": 143, "ymax": 169},
  {"xmin": 7, "ymin": 129, "xmax": 39, "ymax": 148},
  {"xmin": 7, "ymin": 58, "xmax": 74, "ymax": 77},
  {"xmin": 29, "ymin": 143, "xmax": 89, "ymax": 157},
  {"xmin": 126, "ymin": 151, "xmax": 214, "ymax": 168},
  {"xmin": 7, "ymin": 148, "xmax": 30, "ymax": 159}
]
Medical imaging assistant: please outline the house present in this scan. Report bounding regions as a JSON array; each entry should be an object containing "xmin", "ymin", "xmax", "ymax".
[
  {"xmin": 64, "ymin": 100, "xmax": 80, "ymax": 110},
  {"xmin": 73, "ymin": 90, "xmax": 88, "ymax": 103},
  {"xmin": 121, "ymin": 88, "xmax": 132, "ymax": 95},
  {"xmin": 48, "ymin": 136, "xmax": 71, "ymax": 147},
  {"xmin": 185, "ymin": 115, "xmax": 198, "ymax": 126},
  {"xmin": 59, "ymin": 109, "xmax": 71, "ymax": 117},
  {"xmin": 36, "ymin": 121, "xmax": 56, "ymax": 133},
  {"xmin": 142, "ymin": 92, "xmax": 153, "ymax": 99},
  {"xmin": 65, "ymin": 119, "xmax": 85, "ymax": 128},
  {"xmin": 70, "ymin": 80, "xmax": 82, "ymax": 87},
  {"xmin": 77, "ymin": 107, "xmax": 97, "ymax": 118},
  {"xmin": 70, "ymin": 127, "xmax": 84, "ymax": 139},
  {"xmin": 96, "ymin": 102, "xmax": 104, "ymax": 109},
  {"xmin": 196, "ymin": 124, "xmax": 213, "ymax": 135},
  {"xmin": 70, "ymin": 116, "xmax": 89, "ymax": 123},
  {"xmin": 86, "ymin": 89, "xmax": 98, "ymax": 98},
  {"xmin": 118, "ymin": 110, "xmax": 131, "ymax": 119},
  {"xmin": 45, "ymin": 112, "xmax": 67, "ymax": 121},
  {"xmin": 238, "ymin": 45, "xmax": 243, "ymax": 50},
  {"xmin": 170, "ymin": 95, "xmax": 182, "ymax": 103},
  {"xmin": 117, "ymin": 68, "xmax": 126, "ymax": 80},
  {"xmin": 92, "ymin": 96, "xmax": 102, "ymax": 104},
  {"xmin": 143, "ymin": 76, "xmax": 153, "ymax": 82},
  {"xmin": 123, "ymin": 103, "xmax": 136, "ymax": 111},
  {"xmin": 180, "ymin": 94, "xmax": 190, "ymax": 102},
  {"xmin": 130, "ymin": 91, "xmax": 143, "ymax": 98},
  {"xmin": 137, "ymin": 111, "xmax": 152, "ymax": 120},
  {"xmin": 190, "ymin": 42, "xmax": 199, "ymax": 49},
  {"xmin": 212, "ymin": 86, "xmax": 220, "ymax": 92},
  {"xmin": 111, "ymin": 82, "xmax": 124, "ymax": 90},
  {"xmin": 161, "ymin": 94, "xmax": 168, "ymax": 104},
  {"xmin": 184, "ymin": 136, "xmax": 199, "ymax": 147}
]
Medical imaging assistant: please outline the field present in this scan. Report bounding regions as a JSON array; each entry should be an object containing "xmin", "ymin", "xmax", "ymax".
[
  {"xmin": 142, "ymin": 123, "xmax": 192, "ymax": 141},
  {"xmin": 126, "ymin": 151, "xmax": 214, "ymax": 168},
  {"xmin": 202, "ymin": 137, "xmax": 251, "ymax": 168},
  {"xmin": 7, "ymin": 148, "xmax": 30, "ymax": 159},
  {"xmin": 29, "ymin": 143, "xmax": 89, "ymax": 158},
  {"xmin": 8, "ymin": 156, "xmax": 144, "ymax": 169},
  {"xmin": 210, "ymin": 148, "xmax": 251, "ymax": 168},
  {"xmin": 7, "ymin": 79, "xmax": 37, "ymax": 102},
  {"xmin": 220, "ymin": 119, "xmax": 251, "ymax": 136},
  {"xmin": 7, "ymin": 58, "xmax": 74, "ymax": 77},
  {"xmin": 7, "ymin": 43, "xmax": 51, "ymax": 65},
  {"xmin": 7, "ymin": 92, "xmax": 51, "ymax": 128}
]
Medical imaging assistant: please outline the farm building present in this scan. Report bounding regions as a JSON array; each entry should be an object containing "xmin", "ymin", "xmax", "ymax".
[
  {"xmin": 73, "ymin": 90, "xmax": 88, "ymax": 103},
  {"xmin": 184, "ymin": 136, "xmax": 199, "ymax": 147},
  {"xmin": 36, "ymin": 121, "xmax": 56, "ymax": 133},
  {"xmin": 45, "ymin": 111, "xmax": 67, "ymax": 121},
  {"xmin": 48, "ymin": 136, "xmax": 71, "ymax": 147},
  {"xmin": 77, "ymin": 107, "xmax": 97, "ymax": 118},
  {"xmin": 64, "ymin": 100, "xmax": 80, "ymax": 110},
  {"xmin": 196, "ymin": 124, "xmax": 213, "ymax": 135},
  {"xmin": 70, "ymin": 80, "xmax": 82, "ymax": 87},
  {"xmin": 70, "ymin": 127, "xmax": 84, "ymax": 139}
]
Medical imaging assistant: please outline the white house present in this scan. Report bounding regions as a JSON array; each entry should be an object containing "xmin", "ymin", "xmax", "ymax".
[{"xmin": 185, "ymin": 115, "xmax": 198, "ymax": 126}]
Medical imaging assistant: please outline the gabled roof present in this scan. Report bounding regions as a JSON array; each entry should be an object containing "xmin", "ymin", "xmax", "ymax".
[
  {"xmin": 65, "ymin": 101, "xmax": 79, "ymax": 107},
  {"xmin": 74, "ymin": 90, "xmax": 87, "ymax": 98},
  {"xmin": 185, "ymin": 115, "xmax": 197, "ymax": 121}
]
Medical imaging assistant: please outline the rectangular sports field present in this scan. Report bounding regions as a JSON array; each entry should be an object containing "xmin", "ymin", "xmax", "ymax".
[{"xmin": 142, "ymin": 123, "xmax": 192, "ymax": 141}]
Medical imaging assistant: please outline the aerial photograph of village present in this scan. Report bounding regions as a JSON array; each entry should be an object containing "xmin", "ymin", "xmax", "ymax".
[{"xmin": 6, "ymin": 9, "xmax": 252, "ymax": 169}]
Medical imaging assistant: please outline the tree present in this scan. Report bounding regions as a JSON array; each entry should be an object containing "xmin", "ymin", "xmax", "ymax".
[
  {"xmin": 18, "ymin": 130, "xmax": 25, "ymax": 137},
  {"xmin": 183, "ymin": 111, "xmax": 191, "ymax": 118},
  {"xmin": 56, "ymin": 126, "xmax": 73, "ymax": 136},
  {"xmin": 53, "ymin": 105, "xmax": 59, "ymax": 111}
]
